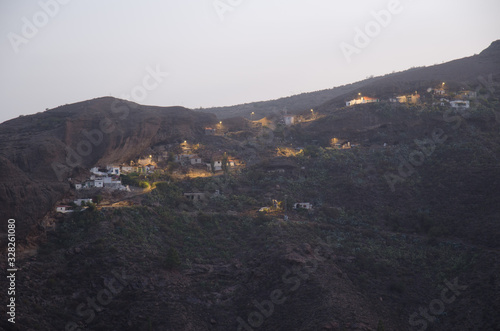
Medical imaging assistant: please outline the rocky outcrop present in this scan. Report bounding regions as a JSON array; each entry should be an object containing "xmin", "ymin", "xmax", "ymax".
[{"xmin": 0, "ymin": 97, "xmax": 216, "ymax": 246}]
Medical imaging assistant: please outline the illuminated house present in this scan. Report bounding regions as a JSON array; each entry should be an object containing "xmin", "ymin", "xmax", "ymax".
[
  {"xmin": 391, "ymin": 93, "xmax": 420, "ymax": 104},
  {"xmin": 346, "ymin": 96, "xmax": 379, "ymax": 106},
  {"xmin": 121, "ymin": 166, "xmax": 138, "ymax": 173},
  {"xmin": 138, "ymin": 157, "xmax": 153, "ymax": 166}
]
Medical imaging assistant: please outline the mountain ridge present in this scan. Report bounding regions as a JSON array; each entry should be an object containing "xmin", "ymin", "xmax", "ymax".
[{"xmin": 199, "ymin": 40, "xmax": 500, "ymax": 119}]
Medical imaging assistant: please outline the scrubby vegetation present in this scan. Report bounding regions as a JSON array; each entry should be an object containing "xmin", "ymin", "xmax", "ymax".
[{"xmin": 8, "ymin": 60, "xmax": 500, "ymax": 329}]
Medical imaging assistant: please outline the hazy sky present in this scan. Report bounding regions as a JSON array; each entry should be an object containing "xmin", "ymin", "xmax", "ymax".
[{"xmin": 1, "ymin": 0, "xmax": 499, "ymax": 123}]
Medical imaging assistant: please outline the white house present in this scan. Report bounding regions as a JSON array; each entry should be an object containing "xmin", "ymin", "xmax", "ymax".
[
  {"xmin": 294, "ymin": 202, "xmax": 313, "ymax": 210},
  {"xmin": 346, "ymin": 96, "xmax": 379, "ymax": 107},
  {"xmin": 94, "ymin": 178, "xmax": 104, "ymax": 188},
  {"xmin": 83, "ymin": 181, "xmax": 94, "ymax": 189},
  {"xmin": 56, "ymin": 205, "xmax": 73, "ymax": 213},
  {"xmin": 90, "ymin": 167, "xmax": 107, "ymax": 176},
  {"xmin": 450, "ymin": 100, "xmax": 470, "ymax": 109},
  {"xmin": 207, "ymin": 161, "xmax": 223, "ymax": 171},
  {"xmin": 107, "ymin": 166, "xmax": 121, "ymax": 176},
  {"xmin": 103, "ymin": 177, "xmax": 122, "ymax": 188},
  {"xmin": 391, "ymin": 93, "xmax": 420, "ymax": 104},
  {"xmin": 74, "ymin": 198, "xmax": 93, "ymax": 206},
  {"xmin": 284, "ymin": 115, "xmax": 295, "ymax": 126},
  {"xmin": 190, "ymin": 156, "xmax": 203, "ymax": 165}
]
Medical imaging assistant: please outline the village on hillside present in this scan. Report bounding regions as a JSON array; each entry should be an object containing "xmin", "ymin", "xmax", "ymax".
[
  {"xmin": 344, "ymin": 82, "xmax": 476, "ymax": 108},
  {"xmin": 55, "ymin": 82, "xmax": 482, "ymax": 217},
  {"xmin": 56, "ymin": 140, "xmax": 245, "ymax": 214}
]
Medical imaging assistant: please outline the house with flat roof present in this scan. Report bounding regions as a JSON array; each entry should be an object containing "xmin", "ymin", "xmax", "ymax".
[
  {"xmin": 346, "ymin": 96, "xmax": 379, "ymax": 107},
  {"xmin": 294, "ymin": 202, "xmax": 313, "ymax": 210},
  {"xmin": 56, "ymin": 205, "xmax": 73, "ymax": 213},
  {"xmin": 450, "ymin": 100, "xmax": 470, "ymax": 109},
  {"xmin": 74, "ymin": 198, "xmax": 93, "ymax": 206}
]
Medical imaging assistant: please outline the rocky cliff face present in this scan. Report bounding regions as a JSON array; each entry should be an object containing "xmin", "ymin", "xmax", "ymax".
[{"xmin": 0, "ymin": 97, "xmax": 216, "ymax": 246}]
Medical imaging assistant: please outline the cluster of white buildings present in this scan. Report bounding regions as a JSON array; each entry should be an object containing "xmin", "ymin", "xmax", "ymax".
[
  {"xmin": 74, "ymin": 165, "xmax": 130, "ymax": 191},
  {"xmin": 346, "ymin": 87, "xmax": 476, "ymax": 109}
]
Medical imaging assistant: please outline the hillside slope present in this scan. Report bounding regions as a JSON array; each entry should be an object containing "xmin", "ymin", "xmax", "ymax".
[{"xmin": 0, "ymin": 97, "xmax": 216, "ymax": 246}]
